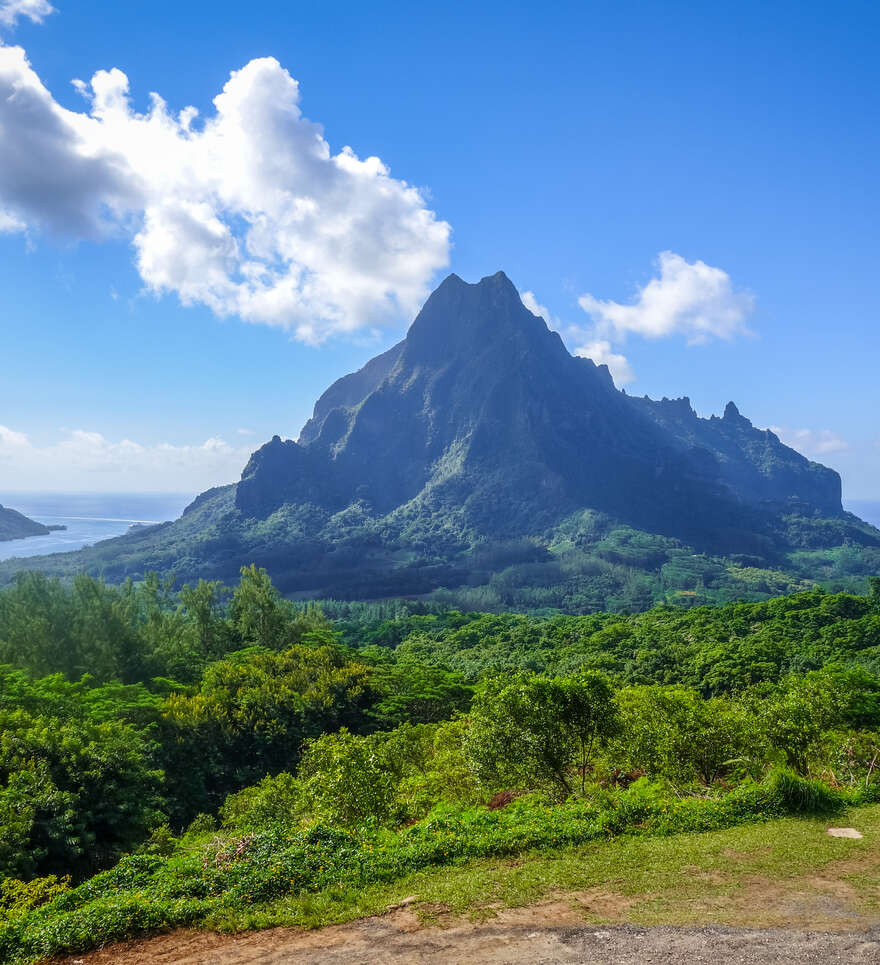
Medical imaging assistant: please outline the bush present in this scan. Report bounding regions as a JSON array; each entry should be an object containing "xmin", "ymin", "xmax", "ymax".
[
  {"xmin": 764, "ymin": 766, "xmax": 845, "ymax": 814},
  {"xmin": 0, "ymin": 876, "xmax": 71, "ymax": 922},
  {"xmin": 220, "ymin": 772, "xmax": 304, "ymax": 830},
  {"xmin": 299, "ymin": 729, "xmax": 396, "ymax": 827}
]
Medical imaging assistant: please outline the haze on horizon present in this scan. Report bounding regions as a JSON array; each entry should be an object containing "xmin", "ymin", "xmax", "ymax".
[{"xmin": 0, "ymin": 0, "xmax": 877, "ymax": 497}]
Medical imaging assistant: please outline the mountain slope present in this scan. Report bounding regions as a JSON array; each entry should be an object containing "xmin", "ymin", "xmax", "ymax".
[
  {"xmin": 237, "ymin": 271, "xmax": 843, "ymax": 551},
  {"xmin": 2, "ymin": 271, "xmax": 877, "ymax": 610},
  {"xmin": 0, "ymin": 504, "xmax": 50, "ymax": 542}
]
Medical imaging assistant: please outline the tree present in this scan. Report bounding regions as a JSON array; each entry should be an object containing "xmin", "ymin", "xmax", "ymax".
[
  {"xmin": 178, "ymin": 579, "xmax": 231, "ymax": 661},
  {"xmin": 367, "ymin": 661, "xmax": 473, "ymax": 728},
  {"xmin": 752, "ymin": 671, "xmax": 851, "ymax": 775},
  {"xmin": 0, "ymin": 708, "xmax": 162, "ymax": 880},
  {"xmin": 229, "ymin": 565, "xmax": 287, "ymax": 650},
  {"xmin": 466, "ymin": 671, "xmax": 617, "ymax": 797},
  {"xmin": 557, "ymin": 671, "xmax": 618, "ymax": 793},
  {"xmin": 298, "ymin": 728, "xmax": 395, "ymax": 827},
  {"xmin": 160, "ymin": 645, "xmax": 373, "ymax": 822},
  {"xmin": 615, "ymin": 685, "xmax": 752, "ymax": 785}
]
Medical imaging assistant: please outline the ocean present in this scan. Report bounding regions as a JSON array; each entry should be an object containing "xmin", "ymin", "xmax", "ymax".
[
  {"xmin": 0, "ymin": 492, "xmax": 196, "ymax": 562},
  {"xmin": 845, "ymin": 499, "xmax": 880, "ymax": 529}
]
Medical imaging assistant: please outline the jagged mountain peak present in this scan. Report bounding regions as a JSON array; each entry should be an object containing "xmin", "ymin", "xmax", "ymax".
[
  {"xmin": 5, "ymin": 269, "xmax": 872, "ymax": 605},
  {"xmin": 401, "ymin": 269, "xmax": 565, "ymax": 368},
  {"xmin": 237, "ymin": 270, "xmax": 843, "ymax": 542}
]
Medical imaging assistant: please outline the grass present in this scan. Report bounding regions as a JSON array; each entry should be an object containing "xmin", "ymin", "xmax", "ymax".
[
  {"xmin": 5, "ymin": 787, "xmax": 877, "ymax": 963},
  {"xmin": 209, "ymin": 802, "xmax": 880, "ymax": 934}
]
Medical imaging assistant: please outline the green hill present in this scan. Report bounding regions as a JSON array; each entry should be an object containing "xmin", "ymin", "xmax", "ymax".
[{"xmin": 0, "ymin": 506, "xmax": 49, "ymax": 543}]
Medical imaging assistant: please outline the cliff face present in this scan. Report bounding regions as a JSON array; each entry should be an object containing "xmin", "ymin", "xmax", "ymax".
[{"xmin": 236, "ymin": 271, "xmax": 843, "ymax": 553}]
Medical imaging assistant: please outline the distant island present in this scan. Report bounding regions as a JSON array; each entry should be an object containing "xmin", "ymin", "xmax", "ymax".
[{"xmin": 0, "ymin": 504, "xmax": 51, "ymax": 542}]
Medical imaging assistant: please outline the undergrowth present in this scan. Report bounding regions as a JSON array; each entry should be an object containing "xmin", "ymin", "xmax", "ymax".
[{"xmin": 1, "ymin": 768, "xmax": 873, "ymax": 964}]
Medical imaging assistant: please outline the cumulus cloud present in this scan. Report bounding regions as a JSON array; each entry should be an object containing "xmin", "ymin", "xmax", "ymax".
[
  {"xmin": 520, "ymin": 290, "xmax": 553, "ymax": 325},
  {"xmin": 521, "ymin": 289, "xmax": 635, "ymax": 386},
  {"xmin": 523, "ymin": 254, "xmax": 754, "ymax": 388},
  {"xmin": 578, "ymin": 251, "xmax": 755, "ymax": 344},
  {"xmin": 0, "ymin": 207, "xmax": 24, "ymax": 232},
  {"xmin": 0, "ymin": 48, "xmax": 451, "ymax": 340},
  {"xmin": 0, "ymin": 0, "xmax": 54, "ymax": 28},
  {"xmin": 571, "ymin": 339, "xmax": 635, "ymax": 385},
  {"xmin": 769, "ymin": 426, "xmax": 849, "ymax": 457},
  {"xmin": 0, "ymin": 425, "xmax": 254, "ymax": 491}
]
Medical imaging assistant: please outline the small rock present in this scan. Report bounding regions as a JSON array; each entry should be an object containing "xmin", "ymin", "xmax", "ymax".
[
  {"xmin": 827, "ymin": 827, "xmax": 863, "ymax": 838},
  {"xmin": 388, "ymin": 894, "xmax": 420, "ymax": 909}
]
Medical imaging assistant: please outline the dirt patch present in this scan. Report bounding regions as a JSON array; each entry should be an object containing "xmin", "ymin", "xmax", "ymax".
[
  {"xmin": 631, "ymin": 849, "xmax": 880, "ymax": 931},
  {"xmin": 569, "ymin": 887, "xmax": 638, "ymax": 919},
  {"xmin": 54, "ymin": 916, "xmax": 880, "ymax": 965},
  {"xmin": 53, "ymin": 845, "xmax": 880, "ymax": 965}
]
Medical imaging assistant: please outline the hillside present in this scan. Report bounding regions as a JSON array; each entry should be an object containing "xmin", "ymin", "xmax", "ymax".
[
  {"xmin": 3, "ymin": 567, "xmax": 880, "ymax": 964},
  {"xmin": 1, "ymin": 271, "xmax": 877, "ymax": 610},
  {"xmin": 0, "ymin": 505, "xmax": 49, "ymax": 542}
]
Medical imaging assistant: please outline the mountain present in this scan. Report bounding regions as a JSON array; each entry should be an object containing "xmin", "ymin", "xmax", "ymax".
[
  {"xmin": 2, "ymin": 271, "xmax": 878, "ymax": 610},
  {"xmin": 0, "ymin": 505, "xmax": 50, "ymax": 542}
]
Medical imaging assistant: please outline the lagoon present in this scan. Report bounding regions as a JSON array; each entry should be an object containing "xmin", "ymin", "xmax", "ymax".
[{"xmin": 0, "ymin": 492, "xmax": 195, "ymax": 562}]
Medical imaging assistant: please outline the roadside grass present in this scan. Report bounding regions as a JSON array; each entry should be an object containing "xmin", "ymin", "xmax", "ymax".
[
  {"xmin": 6, "ymin": 789, "xmax": 877, "ymax": 963},
  {"xmin": 208, "ymin": 803, "xmax": 880, "ymax": 934}
]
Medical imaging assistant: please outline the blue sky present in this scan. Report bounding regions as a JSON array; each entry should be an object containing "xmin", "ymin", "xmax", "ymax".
[{"xmin": 0, "ymin": 0, "xmax": 877, "ymax": 497}]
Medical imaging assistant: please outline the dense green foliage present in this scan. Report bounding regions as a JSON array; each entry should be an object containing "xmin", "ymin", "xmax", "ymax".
[
  {"xmin": 4, "ymin": 496, "xmax": 879, "ymax": 614},
  {"xmin": 2, "ymin": 568, "xmax": 880, "ymax": 962}
]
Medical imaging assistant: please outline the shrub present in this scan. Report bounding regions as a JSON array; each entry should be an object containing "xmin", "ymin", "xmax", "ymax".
[
  {"xmin": 0, "ymin": 876, "xmax": 71, "ymax": 922},
  {"xmin": 764, "ymin": 766, "xmax": 845, "ymax": 814}
]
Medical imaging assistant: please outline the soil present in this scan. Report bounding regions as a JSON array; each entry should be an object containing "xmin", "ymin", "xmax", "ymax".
[
  {"xmin": 55, "ymin": 873, "xmax": 880, "ymax": 965},
  {"xmin": 54, "ymin": 839, "xmax": 880, "ymax": 965},
  {"xmin": 53, "ymin": 914, "xmax": 880, "ymax": 965}
]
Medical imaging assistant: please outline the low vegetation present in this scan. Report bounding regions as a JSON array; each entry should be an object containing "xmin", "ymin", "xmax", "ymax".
[{"xmin": 1, "ymin": 568, "xmax": 880, "ymax": 961}]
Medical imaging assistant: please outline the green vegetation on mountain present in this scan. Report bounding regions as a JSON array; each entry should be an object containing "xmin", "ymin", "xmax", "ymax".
[
  {"xmin": 2, "ymin": 272, "xmax": 877, "ymax": 610},
  {"xmin": 2, "ymin": 568, "xmax": 880, "ymax": 960},
  {"xmin": 0, "ymin": 506, "xmax": 49, "ymax": 543}
]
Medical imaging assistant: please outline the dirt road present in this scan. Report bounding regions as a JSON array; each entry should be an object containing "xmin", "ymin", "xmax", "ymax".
[{"xmin": 58, "ymin": 904, "xmax": 880, "ymax": 965}]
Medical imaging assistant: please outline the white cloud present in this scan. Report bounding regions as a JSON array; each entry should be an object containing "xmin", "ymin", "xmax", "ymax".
[
  {"xmin": 0, "ymin": 425, "xmax": 254, "ymax": 491},
  {"xmin": 572, "ymin": 339, "xmax": 635, "ymax": 385},
  {"xmin": 521, "ymin": 289, "xmax": 635, "ymax": 386},
  {"xmin": 578, "ymin": 251, "xmax": 755, "ymax": 344},
  {"xmin": 0, "ymin": 49, "xmax": 451, "ymax": 341},
  {"xmin": 520, "ymin": 290, "xmax": 553, "ymax": 325},
  {"xmin": 0, "ymin": 0, "xmax": 54, "ymax": 28},
  {"xmin": 524, "ymin": 254, "xmax": 753, "ymax": 388},
  {"xmin": 0, "ymin": 424, "xmax": 29, "ymax": 447},
  {"xmin": 769, "ymin": 426, "xmax": 849, "ymax": 457},
  {"xmin": 0, "ymin": 206, "xmax": 23, "ymax": 232}
]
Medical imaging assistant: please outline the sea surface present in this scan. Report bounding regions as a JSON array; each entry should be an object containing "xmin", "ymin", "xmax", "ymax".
[
  {"xmin": 845, "ymin": 499, "xmax": 880, "ymax": 529},
  {"xmin": 0, "ymin": 492, "xmax": 195, "ymax": 562}
]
